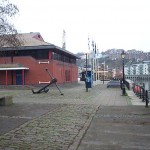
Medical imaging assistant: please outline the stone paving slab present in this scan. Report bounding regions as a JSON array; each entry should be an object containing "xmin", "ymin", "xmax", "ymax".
[
  {"xmin": 0, "ymin": 117, "xmax": 29, "ymax": 136},
  {"xmin": 126, "ymin": 90, "xmax": 146, "ymax": 106},
  {"xmin": 0, "ymin": 103, "xmax": 60, "ymax": 135},
  {"xmin": 78, "ymin": 106, "xmax": 150, "ymax": 150}
]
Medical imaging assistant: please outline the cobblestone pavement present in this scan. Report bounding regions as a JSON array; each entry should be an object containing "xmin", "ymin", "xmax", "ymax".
[
  {"xmin": 0, "ymin": 83, "xmax": 130, "ymax": 106},
  {"xmin": 0, "ymin": 83, "xmax": 132, "ymax": 149},
  {"xmin": 0, "ymin": 104, "xmax": 97, "ymax": 150}
]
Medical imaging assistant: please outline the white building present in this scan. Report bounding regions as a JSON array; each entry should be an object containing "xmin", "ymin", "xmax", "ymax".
[{"xmin": 125, "ymin": 61, "xmax": 150, "ymax": 75}]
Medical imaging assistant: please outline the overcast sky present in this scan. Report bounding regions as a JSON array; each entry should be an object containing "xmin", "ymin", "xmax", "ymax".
[{"xmin": 11, "ymin": 0, "xmax": 150, "ymax": 54}]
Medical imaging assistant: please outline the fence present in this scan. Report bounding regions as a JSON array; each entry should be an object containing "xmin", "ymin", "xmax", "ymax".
[{"xmin": 133, "ymin": 84, "xmax": 150, "ymax": 107}]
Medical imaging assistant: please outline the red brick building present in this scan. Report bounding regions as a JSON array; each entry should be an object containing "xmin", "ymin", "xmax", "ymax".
[{"xmin": 0, "ymin": 32, "xmax": 79, "ymax": 85}]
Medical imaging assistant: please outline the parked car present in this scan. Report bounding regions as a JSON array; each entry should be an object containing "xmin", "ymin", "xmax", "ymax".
[{"xmin": 107, "ymin": 80, "xmax": 121, "ymax": 88}]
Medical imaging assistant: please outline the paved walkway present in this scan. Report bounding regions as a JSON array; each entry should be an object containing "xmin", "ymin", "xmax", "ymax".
[
  {"xmin": 0, "ymin": 82, "xmax": 149, "ymax": 150},
  {"xmin": 126, "ymin": 90, "xmax": 146, "ymax": 106},
  {"xmin": 78, "ymin": 106, "xmax": 150, "ymax": 150}
]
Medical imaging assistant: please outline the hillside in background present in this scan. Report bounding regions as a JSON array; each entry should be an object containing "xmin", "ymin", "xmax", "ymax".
[{"xmin": 76, "ymin": 49, "xmax": 150, "ymax": 70}]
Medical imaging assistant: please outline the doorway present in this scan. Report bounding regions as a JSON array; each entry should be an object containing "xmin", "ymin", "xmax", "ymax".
[{"xmin": 16, "ymin": 70, "xmax": 22, "ymax": 85}]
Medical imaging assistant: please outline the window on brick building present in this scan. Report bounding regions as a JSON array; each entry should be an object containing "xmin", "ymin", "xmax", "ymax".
[{"xmin": 4, "ymin": 49, "xmax": 49, "ymax": 59}]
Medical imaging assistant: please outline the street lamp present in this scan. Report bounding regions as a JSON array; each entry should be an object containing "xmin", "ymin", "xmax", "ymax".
[{"xmin": 121, "ymin": 50, "xmax": 126, "ymax": 95}]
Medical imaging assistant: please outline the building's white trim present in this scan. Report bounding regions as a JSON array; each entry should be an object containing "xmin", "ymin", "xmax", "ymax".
[
  {"xmin": 39, "ymin": 61, "xmax": 49, "ymax": 64},
  {"xmin": 39, "ymin": 81, "xmax": 50, "ymax": 84},
  {"xmin": 0, "ymin": 67, "xmax": 29, "ymax": 71}
]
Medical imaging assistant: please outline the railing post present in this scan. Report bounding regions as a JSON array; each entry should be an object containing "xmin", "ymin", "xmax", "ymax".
[
  {"xmin": 145, "ymin": 90, "xmax": 149, "ymax": 108},
  {"xmin": 142, "ymin": 88, "xmax": 145, "ymax": 102},
  {"xmin": 139, "ymin": 86, "xmax": 142, "ymax": 99}
]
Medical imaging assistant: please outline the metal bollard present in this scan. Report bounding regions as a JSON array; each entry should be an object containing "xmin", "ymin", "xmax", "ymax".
[
  {"xmin": 139, "ymin": 87, "xmax": 142, "ymax": 99},
  {"xmin": 145, "ymin": 90, "xmax": 149, "ymax": 108},
  {"xmin": 142, "ymin": 89, "xmax": 145, "ymax": 102}
]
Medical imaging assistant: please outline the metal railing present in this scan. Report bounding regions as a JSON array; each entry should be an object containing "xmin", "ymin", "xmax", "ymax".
[
  {"xmin": 133, "ymin": 84, "xmax": 150, "ymax": 107},
  {"xmin": 124, "ymin": 80, "xmax": 130, "ymax": 90}
]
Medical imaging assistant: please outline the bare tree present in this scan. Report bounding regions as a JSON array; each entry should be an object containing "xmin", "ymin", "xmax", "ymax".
[
  {"xmin": 0, "ymin": 0, "xmax": 21, "ymax": 47},
  {"xmin": 0, "ymin": 0, "xmax": 23, "ymax": 85}
]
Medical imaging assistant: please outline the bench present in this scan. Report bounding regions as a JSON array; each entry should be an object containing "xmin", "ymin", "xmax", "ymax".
[{"xmin": 0, "ymin": 96, "xmax": 13, "ymax": 106}]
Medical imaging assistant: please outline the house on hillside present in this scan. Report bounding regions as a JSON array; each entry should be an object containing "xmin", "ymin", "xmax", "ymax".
[{"xmin": 0, "ymin": 32, "xmax": 79, "ymax": 86}]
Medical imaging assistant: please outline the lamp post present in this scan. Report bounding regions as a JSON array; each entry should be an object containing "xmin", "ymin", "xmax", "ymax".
[
  {"xmin": 103, "ymin": 57, "xmax": 105, "ymax": 84},
  {"xmin": 85, "ymin": 53, "xmax": 88, "ymax": 92},
  {"xmin": 121, "ymin": 50, "xmax": 126, "ymax": 95},
  {"xmin": 101, "ymin": 53, "xmax": 105, "ymax": 84}
]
